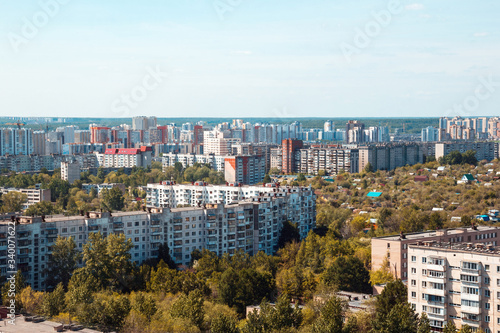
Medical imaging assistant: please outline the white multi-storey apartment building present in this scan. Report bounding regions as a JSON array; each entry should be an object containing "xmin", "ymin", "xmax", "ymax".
[
  {"xmin": 162, "ymin": 153, "xmax": 227, "ymax": 172},
  {"xmin": 0, "ymin": 192, "xmax": 315, "ymax": 290},
  {"xmin": 146, "ymin": 183, "xmax": 314, "ymax": 209},
  {"xmin": 95, "ymin": 146, "xmax": 153, "ymax": 168},
  {"xmin": 0, "ymin": 187, "xmax": 51, "ymax": 209},
  {"xmin": 408, "ymin": 241, "xmax": 500, "ymax": 333}
]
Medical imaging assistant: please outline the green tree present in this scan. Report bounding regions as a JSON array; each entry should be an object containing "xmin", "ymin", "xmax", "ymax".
[
  {"xmin": 171, "ymin": 290, "xmax": 205, "ymax": 330},
  {"xmin": 271, "ymin": 293, "xmax": 302, "ymax": 331},
  {"xmin": 269, "ymin": 167, "xmax": 281, "ymax": 175},
  {"xmin": 312, "ymin": 296, "xmax": 344, "ymax": 333},
  {"xmin": 462, "ymin": 150, "xmax": 477, "ymax": 165},
  {"xmin": 211, "ymin": 312, "xmax": 239, "ymax": 333},
  {"xmin": 45, "ymin": 236, "xmax": 81, "ymax": 289},
  {"xmin": 379, "ymin": 302, "xmax": 418, "ymax": 333},
  {"xmin": 42, "ymin": 283, "xmax": 66, "ymax": 317},
  {"xmin": 1, "ymin": 270, "xmax": 25, "ymax": 308},
  {"xmin": 80, "ymin": 291, "xmax": 131, "ymax": 332},
  {"xmin": 218, "ymin": 267, "xmax": 273, "ymax": 315},
  {"xmin": 373, "ymin": 279, "xmax": 408, "ymax": 331},
  {"xmin": 364, "ymin": 162, "xmax": 374, "ymax": 173},
  {"xmin": 65, "ymin": 269, "xmax": 97, "ymax": 316},
  {"xmin": 322, "ymin": 256, "xmax": 371, "ymax": 293},
  {"xmin": 82, "ymin": 232, "xmax": 134, "ymax": 291},
  {"xmin": 418, "ymin": 312, "xmax": 431, "ymax": 333},
  {"xmin": 278, "ymin": 221, "xmax": 300, "ymax": 248},
  {"xmin": 297, "ymin": 173, "xmax": 306, "ymax": 182},
  {"xmin": 101, "ymin": 187, "xmax": 125, "ymax": 211},
  {"xmin": 129, "ymin": 291, "xmax": 157, "ymax": 320},
  {"xmin": 443, "ymin": 321, "xmax": 457, "ymax": 333},
  {"xmin": 1, "ymin": 192, "xmax": 27, "ymax": 213},
  {"xmin": 263, "ymin": 174, "xmax": 271, "ymax": 184},
  {"xmin": 459, "ymin": 325, "xmax": 473, "ymax": 333},
  {"xmin": 24, "ymin": 201, "xmax": 56, "ymax": 216}
]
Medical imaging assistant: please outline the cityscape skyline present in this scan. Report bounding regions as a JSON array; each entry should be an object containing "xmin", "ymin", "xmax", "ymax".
[{"xmin": 1, "ymin": 0, "xmax": 499, "ymax": 118}]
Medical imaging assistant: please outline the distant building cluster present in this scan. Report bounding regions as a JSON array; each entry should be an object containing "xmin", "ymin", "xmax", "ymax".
[{"xmin": 0, "ymin": 116, "xmax": 499, "ymax": 181}]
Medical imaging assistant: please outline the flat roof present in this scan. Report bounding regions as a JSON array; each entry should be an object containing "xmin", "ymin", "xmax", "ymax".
[
  {"xmin": 0, "ymin": 316, "xmax": 100, "ymax": 333},
  {"xmin": 374, "ymin": 226, "xmax": 500, "ymax": 241},
  {"xmin": 410, "ymin": 242, "xmax": 500, "ymax": 257}
]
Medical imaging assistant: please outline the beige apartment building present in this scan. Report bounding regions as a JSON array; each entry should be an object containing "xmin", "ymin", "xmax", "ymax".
[
  {"xmin": 372, "ymin": 227, "xmax": 500, "ymax": 280},
  {"xmin": 408, "ymin": 242, "xmax": 500, "ymax": 333}
]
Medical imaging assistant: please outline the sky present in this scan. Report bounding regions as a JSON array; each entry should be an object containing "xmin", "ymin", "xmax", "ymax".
[{"xmin": 0, "ymin": 0, "xmax": 499, "ymax": 119}]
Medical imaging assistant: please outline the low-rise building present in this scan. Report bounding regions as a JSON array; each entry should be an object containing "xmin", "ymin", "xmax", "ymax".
[{"xmin": 0, "ymin": 187, "xmax": 51, "ymax": 209}]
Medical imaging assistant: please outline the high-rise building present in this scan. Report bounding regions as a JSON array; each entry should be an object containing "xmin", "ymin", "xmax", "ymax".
[
  {"xmin": 61, "ymin": 160, "xmax": 80, "ymax": 184},
  {"xmin": 224, "ymin": 155, "xmax": 266, "ymax": 185},
  {"xmin": 132, "ymin": 116, "xmax": 157, "ymax": 131},
  {"xmin": 421, "ymin": 126, "xmax": 439, "ymax": 142},
  {"xmin": 435, "ymin": 142, "xmax": 497, "ymax": 162},
  {"xmin": 346, "ymin": 120, "xmax": 365, "ymax": 144},
  {"xmin": 324, "ymin": 120, "xmax": 334, "ymax": 133},
  {"xmin": 90, "ymin": 126, "xmax": 112, "ymax": 143},
  {"xmin": 0, "ymin": 128, "xmax": 34, "ymax": 156},
  {"xmin": 281, "ymin": 139, "xmax": 303, "ymax": 174}
]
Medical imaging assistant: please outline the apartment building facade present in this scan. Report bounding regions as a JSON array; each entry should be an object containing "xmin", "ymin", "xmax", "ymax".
[
  {"xmin": 0, "ymin": 195, "xmax": 315, "ymax": 290},
  {"xmin": 0, "ymin": 187, "xmax": 51, "ymax": 209},
  {"xmin": 146, "ymin": 183, "xmax": 315, "ymax": 209},
  {"xmin": 95, "ymin": 146, "xmax": 153, "ymax": 168},
  {"xmin": 435, "ymin": 142, "xmax": 498, "ymax": 162},
  {"xmin": 408, "ymin": 242, "xmax": 500, "ymax": 332},
  {"xmin": 372, "ymin": 227, "xmax": 500, "ymax": 280},
  {"xmin": 295, "ymin": 147, "xmax": 359, "ymax": 175}
]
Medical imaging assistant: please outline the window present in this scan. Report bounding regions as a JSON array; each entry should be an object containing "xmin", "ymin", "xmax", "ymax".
[
  {"xmin": 485, "ymin": 264, "xmax": 490, "ymax": 271},
  {"xmin": 485, "ymin": 277, "xmax": 491, "ymax": 285},
  {"xmin": 462, "ymin": 287, "xmax": 479, "ymax": 295},
  {"xmin": 461, "ymin": 299, "xmax": 479, "ymax": 307},
  {"xmin": 462, "ymin": 262, "xmax": 478, "ymax": 270},
  {"xmin": 485, "ymin": 290, "xmax": 491, "ymax": 298},
  {"xmin": 485, "ymin": 315, "xmax": 490, "ymax": 323},
  {"xmin": 486, "ymin": 303, "xmax": 490, "ymax": 310},
  {"xmin": 422, "ymin": 305, "xmax": 427, "ymax": 312},
  {"xmin": 411, "ymin": 256, "xmax": 416, "ymax": 262},
  {"xmin": 422, "ymin": 281, "xmax": 427, "ymax": 288},
  {"xmin": 411, "ymin": 280, "xmax": 416, "ymax": 286},
  {"xmin": 422, "ymin": 257, "xmax": 427, "ymax": 263},
  {"xmin": 411, "ymin": 291, "xmax": 416, "ymax": 298},
  {"xmin": 411, "ymin": 268, "xmax": 416, "ymax": 274}
]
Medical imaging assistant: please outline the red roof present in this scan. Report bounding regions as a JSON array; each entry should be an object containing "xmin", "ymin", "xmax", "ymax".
[{"xmin": 104, "ymin": 146, "xmax": 152, "ymax": 155}]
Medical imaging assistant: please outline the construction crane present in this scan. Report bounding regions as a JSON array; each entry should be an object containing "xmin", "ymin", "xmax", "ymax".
[{"xmin": 5, "ymin": 122, "xmax": 25, "ymax": 129}]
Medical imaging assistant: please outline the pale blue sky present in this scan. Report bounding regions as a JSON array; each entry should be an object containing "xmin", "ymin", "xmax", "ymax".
[{"xmin": 0, "ymin": 0, "xmax": 499, "ymax": 118}]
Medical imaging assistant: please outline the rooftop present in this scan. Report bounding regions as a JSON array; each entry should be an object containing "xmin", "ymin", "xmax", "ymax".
[
  {"xmin": 374, "ymin": 226, "xmax": 499, "ymax": 241},
  {"xmin": 0, "ymin": 316, "xmax": 100, "ymax": 333},
  {"xmin": 410, "ymin": 241, "xmax": 500, "ymax": 257}
]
